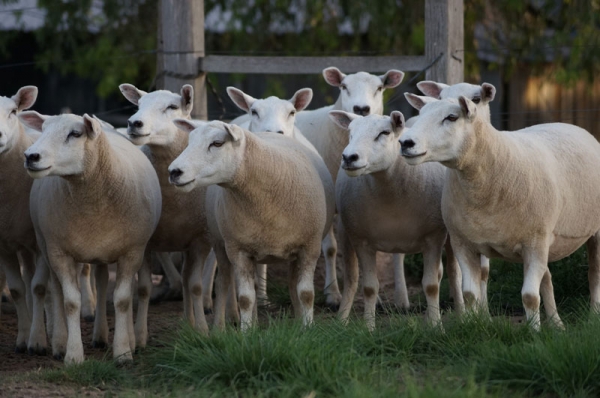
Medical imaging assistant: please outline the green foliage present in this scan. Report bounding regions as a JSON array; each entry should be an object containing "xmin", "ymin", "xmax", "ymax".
[{"xmin": 40, "ymin": 357, "xmax": 125, "ymax": 387}]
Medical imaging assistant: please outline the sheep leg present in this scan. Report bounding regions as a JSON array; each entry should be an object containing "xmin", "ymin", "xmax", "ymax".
[
  {"xmin": 212, "ymin": 244, "xmax": 233, "ymax": 330},
  {"xmin": 226, "ymin": 274, "xmax": 240, "ymax": 324},
  {"xmin": 288, "ymin": 262, "xmax": 302, "ymax": 318},
  {"xmin": 201, "ymin": 250, "xmax": 217, "ymax": 314},
  {"xmin": 479, "ymin": 255, "xmax": 490, "ymax": 314},
  {"xmin": 539, "ymin": 269, "xmax": 563, "ymax": 329},
  {"xmin": 92, "ymin": 265, "xmax": 109, "ymax": 348},
  {"xmin": 0, "ymin": 266, "xmax": 5, "ymax": 321},
  {"xmin": 18, "ymin": 251, "xmax": 35, "ymax": 318},
  {"xmin": 337, "ymin": 222, "xmax": 359, "ymax": 322},
  {"xmin": 587, "ymin": 232, "xmax": 600, "ymax": 315},
  {"xmin": 233, "ymin": 255, "xmax": 256, "ymax": 331},
  {"xmin": 49, "ymin": 254, "xmax": 84, "ymax": 364},
  {"xmin": 156, "ymin": 252, "xmax": 183, "ymax": 301},
  {"xmin": 135, "ymin": 255, "xmax": 152, "ymax": 348},
  {"xmin": 322, "ymin": 225, "xmax": 341, "ymax": 310},
  {"xmin": 356, "ymin": 245, "xmax": 378, "ymax": 331},
  {"xmin": 444, "ymin": 240, "xmax": 464, "ymax": 315},
  {"xmin": 295, "ymin": 249, "xmax": 319, "ymax": 327},
  {"xmin": 28, "ymin": 254, "xmax": 49, "ymax": 356},
  {"xmin": 521, "ymin": 246, "xmax": 550, "ymax": 331},
  {"xmin": 186, "ymin": 245, "xmax": 210, "ymax": 335},
  {"xmin": 422, "ymin": 244, "xmax": 444, "ymax": 326},
  {"xmin": 79, "ymin": 263, "xmax": 96, "ymax": 322},
  {"xmin": 128, "ymin": 279, "xmax": 136, "ymax": 353},
  {"xmin": 113, "ymin": 251, "xmax": 144, "ymax": 363},
  {"xmin": 256, "ymin": 263, "xmax": 268, "ymax": 306},
  {"xmin": 452, "ymin": 244, "xmax": 482, "ymax": 311},
  {"xmin": 49, "ymin": 268, "xmax": 67, "ymax": 360},
  {"xmin": 393, "ymin": 253, "xmax": 410, "ymax": 310},
  {"xmin": 1, "ymin": 252, "xmax": 32, "ymax": 352}
]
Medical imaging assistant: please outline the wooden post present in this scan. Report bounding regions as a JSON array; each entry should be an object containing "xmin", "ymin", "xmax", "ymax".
[
  {"xmin": 425, "ymin": 0, "xmax": 464, "ymax": 84},
  {"xmin": 158, "ymin": 0, "xmax": 207, "ymax": 120}
]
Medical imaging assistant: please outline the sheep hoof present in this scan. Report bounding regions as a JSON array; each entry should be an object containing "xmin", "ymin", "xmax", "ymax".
[
  {"xmin": 28, "ymin": 345, "xmax": 47, "ymax": 356},
  {"xmin": 53, "ymin": 352, "xmax": 64, "ymax": 361},
  {"xmin": 92, "ymin": 340, "xmax": 107, "ymax": 349},
  {"xmin": 14, "ymin": 342, "xmax": 27, "ymax": 354},
  {"xmin": 83, "ymin": 315, "xmax": 95, "ymax": 323}
]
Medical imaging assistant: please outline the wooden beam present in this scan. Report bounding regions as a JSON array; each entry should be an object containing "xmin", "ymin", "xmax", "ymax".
[
  {"xmin": 199, "ymin": 55, "xmax": 428, "ymax": 74},
  {"xmin": 158, "ymin": 0, "xmax": 207, "ymax": 119},
  {"xmin": 425, "ymin": 0, "xmax": 464, "ymax": 84}
]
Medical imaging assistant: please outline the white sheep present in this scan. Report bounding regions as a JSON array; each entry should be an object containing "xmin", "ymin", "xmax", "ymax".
[
  {"xmin": 168, "ymin": 121, "xmax": 335, "ymax": 330},
  {"xmin": 293, "ymin": 67, "xmax": 406, "ymax": 308},
  {"xmin": 212, "ymin": 86, "xmax": 320, "ymax": 308},
  {"xmin": 398, "ymin": 93, "xmax": 600, "ymax": 330},
  {"xmin": 329, "ymin": 110, "xmax": 463, "ymax": 329},
  {"xmin": 119, "ymin": 83, "xmax": 217, "ymax": 340},
  {"xmin": 0, "ymin": 86, "xmax": 48, "ymax": 354},
  {"xmin": 19, "ymin": 112, "xmax": 161, "ymax": 363}
]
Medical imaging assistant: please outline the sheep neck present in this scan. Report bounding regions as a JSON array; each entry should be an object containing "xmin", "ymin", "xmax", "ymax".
[{"xmin": 145, "ymin": 128, "xmax": 189, "ymax": 164}]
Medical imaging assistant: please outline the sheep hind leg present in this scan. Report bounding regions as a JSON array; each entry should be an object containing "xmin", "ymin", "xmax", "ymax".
[
  {"xmin": 234, "ymin": 255, "xmax": 257, "ymax": 331},
  {"xmin": 212, "ymin": 245, "xmax": 234, "ymax": 330},
  {"xmin": 422, "ymin": 244, "xmax": 444, "ymax": 327},
  {"xmin": 322, "ymin": 225, "xmax": 341, "ymax": 311},
  {"xmin": 453, "ymin": 244, "xmax": 482, "ymax": 312},
  {"xmin": 186, "ymin": 245, "xmax": 210, "ymax": 335},
  {"xmin": 444, "ymin": 240, "xmax": 464, "ymax": 315},
  {"xmin": 79, "ymin": 263, "xmax": 96, "ymax": 323},
  {"xmin": 337, "ymin": 222, "xmax": 358, "ymax": 323},
  {"xmin": 2, "ymin": 252, "xmax": 32, "ymax": 353},
  {"xmin": 522, "ymin": 246, "xmax": 550, "ymax": 332},
  {"xmin": 18, "ymin": 251, "xmax": 34, "ymax": 318},
  {"xmin": 295, "ymin": 247, "xmax": 320, "ymax": 327},
  {"xmin": 540, "ymin": 269, "xmax": 563, "ymax": 329},
  {"xmin": 356, "ymin": 245, "xmax": 378, "ymax": 331},
  {"xmin": 201, "ymin": 250, "xmax": 217, "ymax": 314},
  {"xmin": 587, "ymin": 232, "xmax": 600, "ymax": 316},
  {"xmin": 0, "ymin": 266, "xmax": 5, "ymax": 321},
  {"xmin": 92, "ymin": 265, "xmax": 109, "ymax": 349},
  {"xmin": 157, "ymin": 252, "xmax": 183, "ymax": 302},
  {"xmin": 28, "ymin": 254, "xmax": 49, "ymax": 356},
  {"xmin": 479, "ymin": 255, "xmax": 490, "ymax": 315},
  {"xmin": 393, "ymin": 253, "xmax": 410, "ymax": 310},
  {"xmin": 135, "ymin": 255, "xmax": 152, "ymax": 348},
  {"xmin": 256, "ymin": 263, "xmax": 268, "ymax": 306}
]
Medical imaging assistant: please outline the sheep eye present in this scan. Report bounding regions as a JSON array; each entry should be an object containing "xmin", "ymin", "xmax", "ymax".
[
  {"xmin": 68, "ymin": 130, "xmax": 82, "ymax": 139},
  {"xmin": 289, "ymin": 110, "xmax": 296, "ymax": 117},
  {"xmin": 251, "ymin": 110, "xmax": 258, "ymax": 117},
  {"xmin": 376, "ymin": 130, "xmax": 391, "ymax": 140},
  {"xmin": 444, "ymin": 115, "xmax": 459, "ymax": 122},
  {"xmin": 377, "ymin": 86, "xmax": 383, "ymax": 92},
  {"xmin": 9, "ymin": 109, "xmax": 17, "ymax": 116},
  {"xmin": 167, "ymin": 104, "xmax": 179, "ymax": 111},
  {"xmin": 472, "ymin": 97, "xmax": 481, "ymax": 104},
  {"xmin": 209, "ymin": 141, "xmax": 224, "ymax": 149},
  {"xmin": 341, "ymin": 84, "xmax": 347, "ymax": 91}
]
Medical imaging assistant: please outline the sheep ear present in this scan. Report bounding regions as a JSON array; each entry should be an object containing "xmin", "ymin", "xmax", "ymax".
[
  {"xmin": 18, "ymin": 111, "xmax": 47, "ymax": 132},
  {"xmin": 328, "ymin": 110, "xmax": 358, "ymax": 130},
  {"xmin": 481, "ymin": 83, "xmax": 496, "ymax": 103},
  {"xmin": 226, "ymin": 87, "xmax": 256, "ymax": 113},
  {"xmin": 323, "ymin": 67, "xmax": 346, "ymax": 87},
  {"xmin": 458, "ymin": 96, "xmax": 477, "ymax": 119},
  {"xmin": 404, "ymin": 93, "xmax": 437, "ymax": 111},
  {"xmin": 390, "ymin": 111, "xmax": 405, "ymax": 134},
  {"xmin": 180, "ymin": 84, "xmax": 194, "ymax": 115},
  {"xmin": 83, "ymin": 114, "xmax": 102, "ymax": 140},
  {"xmin": 12, "ymin": 86, "xmax": 38, "ymax": 112},
  {"xmin": 416, "ymin": 81, "xmax": 449, "ymax": 99},
  {"xmin": 289, "ymin": 88, "xmax": 313, "ymax": 112},
  {"xmin": 173, "ymin": 118, "xmax": 200, "ymax": 134},
  {"xmin": 379, "ymin": 70, "xmax": 404, "ymax": 88},
  {"xmin": 223, "ymin": 123, "xmax": 243, "ymax": 142},
  {"xmin": 119, "ymin": 84, "xmax": 147, "ymax": 105}
]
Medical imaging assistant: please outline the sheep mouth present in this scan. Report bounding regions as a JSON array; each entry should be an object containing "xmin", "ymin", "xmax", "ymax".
[
  {"xmin": 128, "ymin": 132, "xmax": 150, "ymax": 138},
  {"xmin": 401, "ymin": 151, "xmax": 427, "ymax": 159},
  {"xmin": 342, "ymin": 165, "xmax": 366, "ymax": 172},
  {"xmin": 173, "ymin": 178, "xmax": 195, "ymax": 188},
  {"xmin": 27, "ymin": 165, "xmax": 51, "ymax": 172}
]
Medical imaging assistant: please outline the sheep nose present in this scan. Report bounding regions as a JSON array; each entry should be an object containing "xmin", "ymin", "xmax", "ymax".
[
  {"xmin": 169, "ymin": 168, "xmax": 183, "ymax": 182},
  {"xmin": 342, "ymin": 153, "xmax": 359, "ymax": 165},
  {"xmin": 277, "ymin": 130, "xmax": 284, "ymax": 135},
  {"xmin": 400, "ymin": 139, "xmax": 415, "ymax": 149},
  {"xmin": 353, "ymin": 106, "xmax": 370, "ymax": 116},
  {"xmin": 25, "ymin": 153, "xmax": 40, "ymax": 164},
  {"xmin": 128, "ymin": 120, "xmax": 144, "ymax": 129}
]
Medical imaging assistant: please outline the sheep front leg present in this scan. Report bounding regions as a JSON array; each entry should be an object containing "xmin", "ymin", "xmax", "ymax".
[
  {"xmin": 185, "ymin": 245, "xmax": 210, "ymax": 335},
  {"xmin": 452, "ymin": 243, "xmax": 482, "ymax": 311},
  {"xmin": 79, "ymin": 263, "xmax": 96, "ymax": 322},
  {"xmin": 28, "ymin": 254, "xmax": 49, "ymax": 355},
  {"xmin": 49, "ymin": 268, "xmax": 67, "ymax": 360},
  {"xmin": 356, "ymin": 245, "xmax": 378, "ymax": 331},
  {"xmin": 422, "ymin": 244, "xmax": 444, "ymax": 326},
  {"xmin": 295, "ymin": 249, "xmax": 319, "ymax": 327},
  {"xmin": 92, "ymin": 265, "xmax": 109, "ymax": 348},
  {"xmin": 322, "ymin": 225, "xmax": 342, "ymax": 310},
  {"xmin": 49, "ymin": 254, "xmax": 84, "ymax": 364},
  {"xmin": 18, "ymin": 251, "xmax": 35, "ymax": 317},
  {"xmin": 212, "ymin": 244, "xmax": 234, "ymax": 330},
  {"xmin": 135, "ymin": 255, "xmax": 152, "ymax": 348},
  {"xmin": 202, "ymin": 250, "xmax": 217, "ymax": 314},
  {"xmin": 113, "ymin": 251, "xmax": 144, "ymax": 363},
  {"xmin": 1, "ymin": 252, "xmax": 32, "ymax": 352},
  {"xmin": 444, "ymin": 240, "xmax": 464, "ymax": 315},
  {"xmin": 233, "ymin": 254, "xmax": 256, "ymax": 331},
  {"xmin": 393, "ymin": 253, "xmax": 410, "ymax": 310},
  {"xmin": 521, "ymin": 245, "xmax": 551, "ymax": 331},
  {"xmin": 479, "ymin": 255, "xmax": 490, "ymax": 314},
  {"xmin": 337, "ymin": 222, "xmax": 358, "ymax": 322},
  {"xmin": 586, "ymin": 232, "xmax": 600, "ymax": 314},
  {"xmin": 539, "ymin": 269, "xmax": 563, "ymax": 329}
]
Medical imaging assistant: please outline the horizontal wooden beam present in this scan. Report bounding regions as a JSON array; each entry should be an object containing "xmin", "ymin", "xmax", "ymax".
[{"xmin": 199, "ymin": 55, "xmax": 428, "ymax": 74}]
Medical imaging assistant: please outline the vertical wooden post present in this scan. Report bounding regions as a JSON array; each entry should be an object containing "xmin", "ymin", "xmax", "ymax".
[
  {"xmin": 425, "ymin": 0, "xmax": 464, "ymax": 84},
  {"xmin": 158, "ymin": 0, "xmax": 207, "ymax": 120}
]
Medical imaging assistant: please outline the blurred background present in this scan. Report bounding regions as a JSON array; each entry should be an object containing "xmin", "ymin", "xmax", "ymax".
[{"xmin": 1, "ymin": 0, "xmax": 599, "ymax": 136}]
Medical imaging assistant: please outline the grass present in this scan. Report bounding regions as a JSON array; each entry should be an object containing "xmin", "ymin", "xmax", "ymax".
[{"xmin": 12, "ymin": 246, "xmax": 600, "ymax": 397}]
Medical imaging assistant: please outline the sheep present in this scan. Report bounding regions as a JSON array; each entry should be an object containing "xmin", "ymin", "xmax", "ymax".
[
  {"xmin": 168, "ymin": 121, "xmax": 335, "ymax": 330},
  {"xmin": 119, "ymin": 83, "xmax": 216, "ymax": 339},
  {"xmin": 328, "ymin": 110, "xmax": 463, "ymax": 329},
  {"xmin": 79, "ymin": 263, "xmax": 96, "ymax": 322},
  {"xmin": 294, "ymin": 67, "xmax": 405, "ymax": 308},
  {"xmin": 0, "ymin": 86, "xmax": 47, "ymax": 354},
  {"xmin": 398, "ymin": 93, "xmax": 600, "ymax": 330},
  {"xmin": 19, "ymin": 112, "xmax": 161, "ymax": 363},
  {"xmin": 209, "ymin": 86, "xmax": 319, "ymax": 309}
]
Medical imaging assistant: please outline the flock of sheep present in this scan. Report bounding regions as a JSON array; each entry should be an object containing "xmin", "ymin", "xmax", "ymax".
[{"xmin": 2, "ymin": 65, "xmax": 600, "ymax": 366}]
